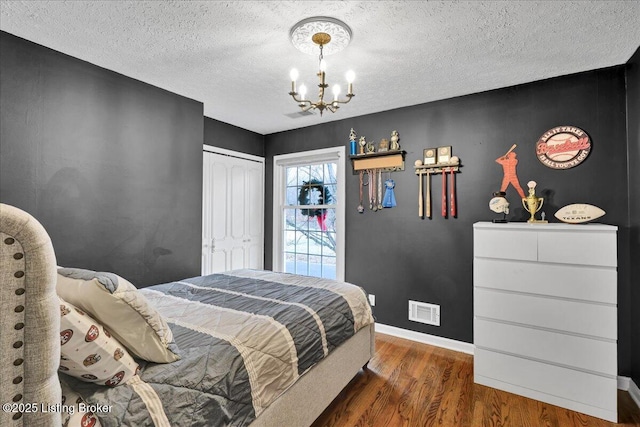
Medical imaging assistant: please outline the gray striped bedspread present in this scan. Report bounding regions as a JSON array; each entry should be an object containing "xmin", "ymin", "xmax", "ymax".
[{"xmin": 63, "ymin": 269, "xmax": 374, "ymax": 427}]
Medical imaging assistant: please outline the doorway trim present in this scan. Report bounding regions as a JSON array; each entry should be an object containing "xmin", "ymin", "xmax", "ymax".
[
  {"xmin": 203, "ymin": 144, "xmax": 265, "ymax": 164},
  {"xmin": 202, "ymin": 145, "xmax": 265, "ymax": 274}
]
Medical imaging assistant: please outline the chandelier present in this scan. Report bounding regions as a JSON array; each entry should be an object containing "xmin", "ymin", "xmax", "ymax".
[{"xmin": 288, "ymin": 17, "xmax": 355, "ymax": 115}]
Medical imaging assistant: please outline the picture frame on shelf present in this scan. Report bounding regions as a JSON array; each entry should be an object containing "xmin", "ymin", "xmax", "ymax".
[
  {"xmin": 437, "ymin": 146, "xmax": 451, "ymax": 164},
  {"xmin": 424, "ymin": 148, "xmax": 437, "ymax": 165}
]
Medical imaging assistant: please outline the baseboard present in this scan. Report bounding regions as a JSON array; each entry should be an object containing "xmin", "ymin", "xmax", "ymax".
[
  {"xmin": 624, "ymin": 377, "xmax": 640, "ymax": 410},
  {"xmin": 375, "ymin": 323, "xmax": 474, "ymax": 355},
  {"xmin": 618, "ymin": 376, "xmax": 631, "ymax": 390}
]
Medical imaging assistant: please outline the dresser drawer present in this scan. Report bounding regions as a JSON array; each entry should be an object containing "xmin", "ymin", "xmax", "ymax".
[
  {"xmin": 474, "ymin": 319, "xmax": 616, "ymax": 375},
  {"xmin": 473, "ymin": 258, "xmax": 617, "ymax": 303},
  {"xmin": 538, "ymin": 231, "xmax": 617, "ymax": 267},
  {"xmin": 474, "ymin": 288, "xmax": 616, "ymax": 339},
  {"xmin": 475, "ymin": 349, "xmax": 617, "ymax": 415},
  {"xmin": 474, "ymin": 228, "xmax": 537, "ymax": 261}
]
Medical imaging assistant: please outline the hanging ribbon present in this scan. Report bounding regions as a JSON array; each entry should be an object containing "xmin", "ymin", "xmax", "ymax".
[
  {"xmin": 377, "ymin": 169, "xmax": 383, "ymax": 211},
  {"xmin": 368, "ymin": 170, "xmax": 374, "ymax": 210},
  {"xmin": 372, "ymin": 169, "xmax": 378, "ymax": 211},
  {"xmin": 382, "ymin": 179, "xmax": 397, "ymax": 208},
  {"xmin": 358, "ymin": 170, "xmax": 364, "ymax": 213}
]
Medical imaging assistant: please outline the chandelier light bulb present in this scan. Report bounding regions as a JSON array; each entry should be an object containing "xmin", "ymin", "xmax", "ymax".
[
  {"xmin": 332, "ymin": 84, "xmax": 340, "ymax": 101},
  {"xmin": 290, "ymin": 68, "xmax": 299, "ymax": 93},
  {"xmin": 346, "ymin": 70, "xmax": 355, "ymax": 95},
  {"xmin": 299, "ymin": 84, "xmax": 308, "ymax": 101},
  {"xmin": 346, "ymin": 70, "xmax": 355, "ymax": 83}
]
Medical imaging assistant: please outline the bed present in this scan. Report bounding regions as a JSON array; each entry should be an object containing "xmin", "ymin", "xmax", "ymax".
[{"xmin": 0, "ymin": 203, "xmax": 375, "ymax": 427}]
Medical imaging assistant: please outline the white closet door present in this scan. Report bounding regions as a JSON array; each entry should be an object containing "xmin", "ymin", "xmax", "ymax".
[{"xmin": 202, "ymin": 150, "xmax": 264, "ymax": 275}]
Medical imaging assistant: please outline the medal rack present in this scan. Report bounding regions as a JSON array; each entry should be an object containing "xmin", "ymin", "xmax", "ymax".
[
  {"xmin": 414, "ymin": 159, "xmax": 461, "ymax": 219},
  {"xmin": 349, "ymin": 150, "xmax": 406, "ymax": 174}
]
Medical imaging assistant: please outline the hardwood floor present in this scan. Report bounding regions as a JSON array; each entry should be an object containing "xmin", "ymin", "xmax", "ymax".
[{"xmin": 311, "ymin": 333, "xmax": 640, "ymax": 427}]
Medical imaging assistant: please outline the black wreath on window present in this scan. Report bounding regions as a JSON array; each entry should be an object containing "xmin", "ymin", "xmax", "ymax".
[{"xmin": 298, "ymin": 179, "xmax": 332, "ymax": 217}]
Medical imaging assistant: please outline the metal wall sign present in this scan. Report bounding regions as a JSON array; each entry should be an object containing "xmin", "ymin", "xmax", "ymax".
[{"xmin": 535, "ymin": 126, "xmax": 591, "ymax": 169}]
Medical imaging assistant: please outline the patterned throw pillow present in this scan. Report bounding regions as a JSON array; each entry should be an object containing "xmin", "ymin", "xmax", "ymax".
[
  {"xmin": 56, "ymin": 268, "xmax": 180, "ymax": 363},
  {"xmin": 59, "ymin": 296, "xmax": 139, "ymax": 387},
  {"xmin": 59, "ymin": 379, "xmax": 102, "ymax": 427}
]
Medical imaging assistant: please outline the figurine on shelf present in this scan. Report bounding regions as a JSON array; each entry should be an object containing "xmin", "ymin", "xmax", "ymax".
[
  {"xmin": 366, "ymin": 139, "xmax": 376, "ymax": 154},
  {"xmin": 358, "ymin": 136, "xmax": 367, "ymax": 155},
  {"xmin": 522, "ymin": 180, "xmax": 547, "ymax": 223},
  {"xmin": 390, "ymin": 130, "xmax": 400, "ymax": 151},
  {"xmin": 349, "ymin": 128, "xmax": 357, "ymax": 155}
]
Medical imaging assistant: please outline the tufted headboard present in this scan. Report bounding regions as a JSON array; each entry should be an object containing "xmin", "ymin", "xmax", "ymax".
[{"xmin": 0, "ymin": 204, "xmax": 61, "ymax": 426}]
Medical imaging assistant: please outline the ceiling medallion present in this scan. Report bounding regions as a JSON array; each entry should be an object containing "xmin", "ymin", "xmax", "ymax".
[
  {"xmin": 290, "ymin": 16, "xmax": 352, "ymax": 56},
  {"xmin": 288, "ymin": 17, "xmax": 355, "ymax": 115}
]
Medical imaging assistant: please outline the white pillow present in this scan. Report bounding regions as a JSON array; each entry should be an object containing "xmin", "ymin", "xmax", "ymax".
[
  {"xmin": 56, "ymin": 268, "xmax": 180, "ymax": 363},
  {"xmin": 58, "ymin": 296, "xmax": 139, "ymax": 387}
]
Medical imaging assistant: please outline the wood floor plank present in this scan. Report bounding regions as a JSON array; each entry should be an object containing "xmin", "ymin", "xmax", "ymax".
[
  {"xmin": 311, "ymin": 333, "xmax": 640, "ymax": 427},
  {"xmin": 441, "ymin": 356, "xmax": 474, "ymax": 426},
  {"xmin": 619, "ymin": 390, "xmax": 640, "ymax": 426},
  {"xmin": 392, "ymin": 343, "xmax": 438, "ymax": 426},
  {"xmin": 471, "ymin": 384, "xmax": 488, "ymax": 426}
]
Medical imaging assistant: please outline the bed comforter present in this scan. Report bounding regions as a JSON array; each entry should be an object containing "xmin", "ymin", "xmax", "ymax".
[{"xmin": 63, "ymin": 269, "xmax": 374, "ymax": 427}]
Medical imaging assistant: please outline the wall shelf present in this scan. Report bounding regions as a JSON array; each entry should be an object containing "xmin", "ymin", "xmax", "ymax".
[
  {"xmin": 350, "ymin": 150, "xmax": 406, "ymax": 173},
  {"xmin": 414, "ymin": 162, "xmax": 460, "ymax": 175}
]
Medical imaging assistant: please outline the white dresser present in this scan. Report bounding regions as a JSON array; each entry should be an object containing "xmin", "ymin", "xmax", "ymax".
[{"xmin": 473, "ymin": 222, "xmax": 618, "ymax": 422}]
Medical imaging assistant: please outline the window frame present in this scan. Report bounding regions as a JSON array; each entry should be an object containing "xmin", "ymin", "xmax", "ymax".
[{"xmin": 272, "ymin": 146, "xmax": 346, "ymax": 281}]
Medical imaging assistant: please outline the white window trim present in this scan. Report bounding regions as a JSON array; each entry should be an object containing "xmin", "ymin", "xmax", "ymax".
[{"xmin": 272, "ymin": 146, "xmax": 346, "ymax": 281}]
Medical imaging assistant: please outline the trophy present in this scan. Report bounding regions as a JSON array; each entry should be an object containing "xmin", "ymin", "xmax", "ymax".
[
  {"xmin": 522, "ymin": 180, "xmax": 547, "ymax": 223},
  {"xmin": 349, "ymin": 128, "xmax": 357, "ymax": 155},
  {"xmin": 358, "ymin": 136, "xmax": 367, "ymax": 155}
]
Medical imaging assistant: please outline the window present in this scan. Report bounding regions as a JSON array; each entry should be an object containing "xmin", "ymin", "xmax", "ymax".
[{"xmin": 273, "ymin": 147, "xmax": 345, "ymax": 281}]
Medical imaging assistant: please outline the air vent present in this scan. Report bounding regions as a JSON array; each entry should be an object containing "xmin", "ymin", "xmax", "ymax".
[{"xmin": 408, "ymin": 300, "xmax": 440, "ymax": 326}]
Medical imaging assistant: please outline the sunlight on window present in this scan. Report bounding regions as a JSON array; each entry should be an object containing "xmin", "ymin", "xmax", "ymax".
[{"xmin": 283, "ymin": 162, "xmax": 337, "ymax": 279}]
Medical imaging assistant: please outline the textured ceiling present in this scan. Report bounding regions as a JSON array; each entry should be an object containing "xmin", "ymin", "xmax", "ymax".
[{"xmin": 1, "ymin": 1, "xmax": 639, "ymax": 135}]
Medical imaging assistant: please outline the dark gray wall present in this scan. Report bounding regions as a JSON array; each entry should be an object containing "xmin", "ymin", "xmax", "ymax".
[
  {"xmin": 265, "ymin": 66, "xmax": 635, "ymax": 377},
  {"xmin": 1, "ymin": 28, "xmax": 637, "ymax": 383},
  {"xmin": 0, "ymin": 31, "xmax": 203, "ymax": 287},
  {"xmin": 204, "ymin": 116, "xmax": 264, "ymax": 157},
  {"xmin": 626, "ymin": 47, "xmax": 640, "ymax": 387}
]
